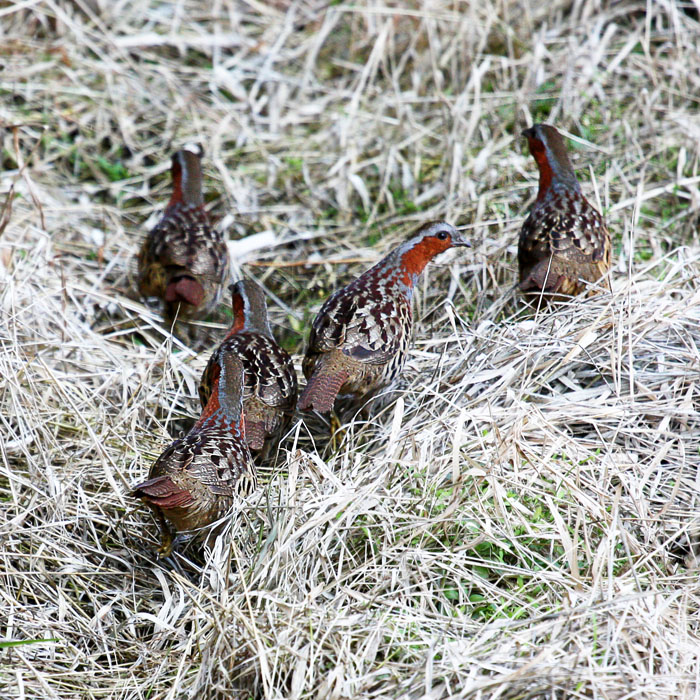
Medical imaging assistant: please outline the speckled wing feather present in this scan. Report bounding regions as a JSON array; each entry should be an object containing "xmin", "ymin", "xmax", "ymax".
[
  {"xmin": 519, "ymin": 191, "xmax": 611, "ymax": 284},
  {"xmin": 146, "ymin": 205, "xmax": 226, "ymax": 279},
  {"xmin": 199, "ymin": 333, "xmax": 297, "ymax": 414},
  {"xmin": 189, "ymin": 430, "xmax": 254, "ymax": 498},
  {"xmin": 305, "ymin": 277, "xmax": 409, "ymax": 372},
  {"xmin": 147, "ymin": 427, "xmax": 253, "ymax": 499},
  {"xmin": 305, "ymin": 286, "xmax": 357, "ymax": 356},
  {"xmin": 138, "ymin": 202, "xmax": 229, "ymax": 316}
]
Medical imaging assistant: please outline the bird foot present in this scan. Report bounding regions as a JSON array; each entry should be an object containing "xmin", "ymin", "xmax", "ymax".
[
  {"xmin": 154, "ymin": 510, "xmax": 184, "ymax": 559},
  {"xmin": 157, "ymin": 531, "xmax": 175, "ymax": 558},
  {"xmin": 157, "ymin": 532, "xmax": 189, "ymax": 559}
]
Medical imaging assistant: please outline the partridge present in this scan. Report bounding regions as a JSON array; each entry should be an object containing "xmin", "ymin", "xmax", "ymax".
[
  {"xmin": 298, "ymin": 221, "xmax": 469, "ymax": 415},
  {"xmin": 199, "ymin": 280, "xmax": 298, "ymax": 456},
  {"xmin": 137, "ymin": 146, "xmax": 229, "ymax": 324},
  {"xmin": 518, "ymin": 124, "xmax": 611, "ymax": 297},
  {"xmin": 132, "ymin": 352, "xmax": 255, "ymax": 557}
]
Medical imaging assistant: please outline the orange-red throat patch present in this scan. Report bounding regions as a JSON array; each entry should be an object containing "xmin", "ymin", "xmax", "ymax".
[
  {"xmin": 528, "ymin": 136, "xmax": 553, "ymax": 200},
  {"xmin": 228, "ymin": 293, "xmax": 246, "ymax": 336},
  {"xmin": 399, "ymin": 237, "xmax": 450, "ymax": 283}
]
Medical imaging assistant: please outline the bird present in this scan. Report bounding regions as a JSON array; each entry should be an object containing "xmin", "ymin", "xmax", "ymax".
[
  {"xmin": 137, "ymin": 145, "xmax": 229, "ymax": 325},
  {"xmin": 298, "ymin": 221, "xmax": 470, "ymax": 416},
  {"xmin": 518, "ymin": 123, "xmax": 611, "ymax": 298},
  {"xmin": 132, "ymin": 351, "xmax": 255, "ymax": 557},
  {"xmin": 198, "ymin": 279, "xmax": 298, "ymax": 457}
]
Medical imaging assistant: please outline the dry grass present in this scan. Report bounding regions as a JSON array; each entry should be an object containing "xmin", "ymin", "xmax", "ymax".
[{"xmin": 2, "ymin": 1, "xmax": 700, "ymax": 698}]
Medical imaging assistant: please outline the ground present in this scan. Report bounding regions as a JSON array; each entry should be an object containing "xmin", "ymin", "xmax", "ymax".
[{"xmin": 1, "ymin": 1, "xmax": 700, "ymax": 698}]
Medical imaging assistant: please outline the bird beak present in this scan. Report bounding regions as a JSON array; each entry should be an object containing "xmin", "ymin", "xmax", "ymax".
[
  {"xmin": 521, "ymin": 127, "xmax": 534, "ymax": 139},
  {"xmin": 452, "ymin": 233, "xmax": 471, "ymax": 248}
]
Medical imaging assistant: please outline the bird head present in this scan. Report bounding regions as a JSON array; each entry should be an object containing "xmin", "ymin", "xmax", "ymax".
[
  {"xmin": 228, "ymin": 279, "xmax": 272, "ymax": 337},
  {"xmin": 397, "ymin": 221, "xmax": 471, "ymax": 279},
  {"xmin": 521, "ymin": 123, "xmax": 578, "ymax": 196},
  {"xmin": 168, "ymin": 145, "xmax": 205, "ymax": 209}
]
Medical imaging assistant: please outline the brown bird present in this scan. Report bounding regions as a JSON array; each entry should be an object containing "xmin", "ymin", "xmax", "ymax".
[
  {"xmin": 137, "ymin": 146, "xmax": 229, "ymax": 324},
  {"xmin": 199, "ymin": 280, "xmax": 298, "ymax": 456},
  {"xmin": 518, "ymin": 124, "xmax": 611, "ymax": 297},
  {"xmin": 298, "ymin": 221, "xmax": 469, "ymax": 415},
  {"xmin": 132, "ymin": 352, "xmax": 255, "ymax": 557}
]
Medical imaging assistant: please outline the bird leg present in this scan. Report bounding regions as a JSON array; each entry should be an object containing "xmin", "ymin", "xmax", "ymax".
[
  {"xmin": 154, "ymin": 510, "xmax": 177, "ymax": 558},
  {"xmin": 330, "ymin": 409, "xmax": 346, "ymax": 452}
]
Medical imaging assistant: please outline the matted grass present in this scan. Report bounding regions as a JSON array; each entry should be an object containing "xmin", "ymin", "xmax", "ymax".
[{"xmin": 1, "ymin": 1, "xmax": 700, "ymax": 698}]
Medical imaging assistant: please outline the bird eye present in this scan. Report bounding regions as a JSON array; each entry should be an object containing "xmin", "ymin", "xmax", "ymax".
[{"xmin": 437, "ymin": 230, "xmax": 449, "ymax": 241}]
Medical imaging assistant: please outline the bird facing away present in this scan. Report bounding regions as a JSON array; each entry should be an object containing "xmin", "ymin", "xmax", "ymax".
[
  {"xmin": 132, "ymin": 352, "xmax": 255, "ymax": 557},
  {"xmin": 298, "ymin": 221, "xmax": 470, "ymax": 415},
  {"xmin": 518, "ymin": 124, "xmax": 611, "ymax": 297},
  {"xmin": 137, "ymin": 146, "xmax": 229, "ymax": 324},
  {"xmin": 198, "ymin": 280, "xmax": 298, "ymax": 456}
]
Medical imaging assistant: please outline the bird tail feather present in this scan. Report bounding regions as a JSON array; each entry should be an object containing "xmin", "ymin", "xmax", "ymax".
[
  {"xmin": 244, "ymin": 419, "xmax": 266, "ymax": 451},
  {"xmin": 298, "ymin": 368, "xmax": 349, "ymax": 413},
  {"xmin": 132, "ymin": 476, "xmax": 193, "ymax": 509}
]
